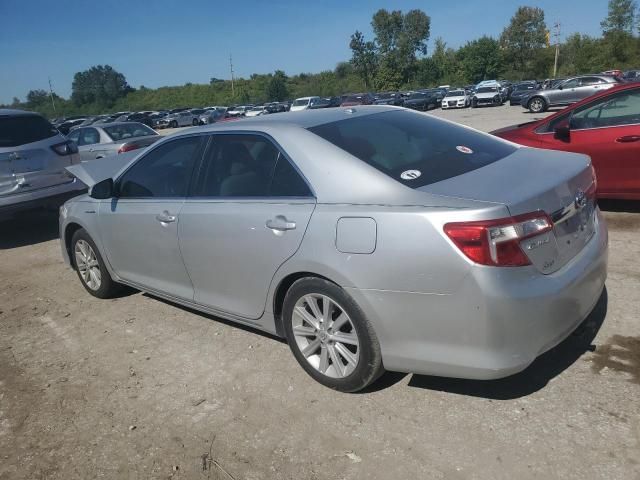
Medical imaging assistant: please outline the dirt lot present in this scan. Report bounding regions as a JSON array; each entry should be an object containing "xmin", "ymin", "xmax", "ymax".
[{"xmin": 1, "ymin": 105, "xmax": 639, "ymax": 480}]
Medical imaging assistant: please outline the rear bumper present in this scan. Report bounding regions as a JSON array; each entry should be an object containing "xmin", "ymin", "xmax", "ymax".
[
  {"xmin": 0, "ymin": 179, "xmax": 86, "ymax": 219},
  {"xmin": 346, "ymin": 209, "xmax": 608, "ymax": 380}
]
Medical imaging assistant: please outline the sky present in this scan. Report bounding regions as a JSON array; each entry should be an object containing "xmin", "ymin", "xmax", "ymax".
[{"xmin": 0, "ymin": 0, "xmax": 609, "ymax": 104}]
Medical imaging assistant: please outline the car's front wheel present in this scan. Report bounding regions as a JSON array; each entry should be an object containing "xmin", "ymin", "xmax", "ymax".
[
  {"xmin": 528, "ymin": 96, "xmax": 547, "ymax": 113},
  {"xmin": 71, "ymin": 228, "xmax": 121, "ymax": 299},
  {"xmin": 283, "ymin": 277, "xmax": 384, "ymax": 392}
]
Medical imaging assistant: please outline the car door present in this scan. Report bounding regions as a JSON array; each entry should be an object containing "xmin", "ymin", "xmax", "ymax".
[
  {"xmin": 97, "ymin": 135, "xmax": 204, "ymax": 299},
  {"xmin": 575, "ymin": 77, "xmax": 607, "ymax": 102},
  {"xmin": 568, "ymin": 88, "xmax": 640, "ymax": 198},
  {"xmin": 178, "ymin": 133, "xmax": 316, "ymax": 319},
  {"xmin": 553, "ymin": 78, "xmax": 581, "ymax": 105}
]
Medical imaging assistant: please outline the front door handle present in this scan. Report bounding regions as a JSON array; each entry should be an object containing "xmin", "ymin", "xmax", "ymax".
[
  {"xmin": 266, "ymin": 216, "xmax": 296, "ymax": 231},
  {"xmin": 156, "ymin": 210, "xmax": 177, "ymax": 223},
  {"xmin": 616, "ymin": 135, "xmax": 640, "ymax": 143}
]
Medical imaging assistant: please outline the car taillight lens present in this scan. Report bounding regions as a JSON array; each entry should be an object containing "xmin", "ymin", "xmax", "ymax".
[
  {"xmin": 118, "ymin": 144, "xmax": 140, "ymax": 154},
  {"xmin": 51, "ymin": 140, "xmax": 78, "ymax": 156},
  {"xmin": 443, "ymin": 212, "xmax": 552, "ymax": 267}
]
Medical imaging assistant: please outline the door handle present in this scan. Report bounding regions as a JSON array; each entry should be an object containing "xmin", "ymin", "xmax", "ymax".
[
  {"xmin": 616, "ymin": 135, "xmax": 640, "ymax": 143},
  {"xmin": 156, "ymin": 210, "xmax": 177, "ymax": 223},
  {"xmin": 266, "ymin": 216, "xmax": 296, "ymax": 231}
]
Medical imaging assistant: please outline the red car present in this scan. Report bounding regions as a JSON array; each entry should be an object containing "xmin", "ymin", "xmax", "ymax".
[
  {"xmin": 492, "ymin": 83, "xmax": 640, "ymax": 200},
  {"xmin": 340, "ymin": 93, "xmax": 374, "ymax": 107}
]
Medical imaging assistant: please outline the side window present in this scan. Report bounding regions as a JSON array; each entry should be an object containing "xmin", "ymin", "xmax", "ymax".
[
  {"xmin": 67, "ymin": 129, "xmax": 81, "ymax": 144},
  {"xmin": 79, "ymin": 128, "xmax": 100, "ymax": 146},
  {"xmin": 581, "ymin": 77, "xmax": 604, "ymax": 86},
  {"xmin": 562, "ymin": 79, "xmax": 580, "ymax": 89},
  {"xmin": 194, "ymin": 134, "xmax": 310, "ymax": 197},
  {"xmin": 118, "ymin": 136, "xmax": 201, "ymax": 198},
  {"xmin": 571, "ymin": 89, "xmax": 640, "ymax": 129}
]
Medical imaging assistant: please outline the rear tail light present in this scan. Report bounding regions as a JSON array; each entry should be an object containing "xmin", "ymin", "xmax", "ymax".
[
  {"xmin": 444, "ymin": 212, "xmax": 552, "ymax": 267},
  {"xmin": 118, "ymin": 144, "xmax": 141, "ymax": 154},
  {"xmin": 50, "ymin": 140, "xmax": 78, "ymax": 156}
]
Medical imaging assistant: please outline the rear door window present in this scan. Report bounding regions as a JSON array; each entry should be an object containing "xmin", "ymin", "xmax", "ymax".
[
  {"xmin": 0, "ymin": 114, "xmax": 58, "ymax": 147},
  {"xmin": 308, "ymin": 110, "xmax": 516, "ymax": 188}
]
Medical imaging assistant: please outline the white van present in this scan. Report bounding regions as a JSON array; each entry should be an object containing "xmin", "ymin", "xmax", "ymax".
[{"xmin": 290, "ymin": 96, "xmax": 320, "ymax": 112}]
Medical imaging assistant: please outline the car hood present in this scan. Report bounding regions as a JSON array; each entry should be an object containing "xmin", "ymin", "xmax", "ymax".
[
  {"xmin": 474, "ymin": 92, "xmax": 499, "ymax": 99},
  {"xmin": 445, "ymin": 96, "xmax": 466, "ymax": 101},
  {"xmin": 66, "ymin": 150, "xmax": 139, "ymax": 187}
]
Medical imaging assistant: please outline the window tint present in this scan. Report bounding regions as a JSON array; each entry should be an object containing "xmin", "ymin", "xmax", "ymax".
[
  {"xmin": 561, "ymin": 79, "xmax": 580, "ymax": 89},
  {"xmin": 79, "ymin": 128, "xmax": 100, "ymax": 146},
  {"xmin": 118, "ymin": 136, "xmax": 200, "ymax": 198},
  {"xmin": 67, "ymin": 129, "xmax": 81, "ymax": 143},
  {"xmin": 571, "ymin": 89, "xmax": 640, "ymax": 129},
  {"xmin": 581, "ymin": 77, "xmax": 605, "ymax": 86},
  {"xmin": 193, "ymin": 134, "xmax": 310, "ymax": 197},
  {"xmin": 0, "ymin": 114, "xmax": 58, "ymax": 147},
  {"xmin": 309, "ymin": 110, "xmax": 516, "ymax": 188}
]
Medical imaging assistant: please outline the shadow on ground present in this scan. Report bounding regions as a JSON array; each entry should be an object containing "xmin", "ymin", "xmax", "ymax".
[
  {"xmin": 598, "ymin": 199, "xmax": 640, "ymax": 214},
  {"xmin": 0, "ymin": 210, "xmax": 60, "ymax": 249},
  {"xmin": 399, "ymin": 288, "xmax": 608, "ymax": 400}
]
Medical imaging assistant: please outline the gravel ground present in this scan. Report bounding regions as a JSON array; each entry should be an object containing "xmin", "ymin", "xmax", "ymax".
[{"xmin": 1, "ymin": 104, "xmax": 639, "ymax": 480}]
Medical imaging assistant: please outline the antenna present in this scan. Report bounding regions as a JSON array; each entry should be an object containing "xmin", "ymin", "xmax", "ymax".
[
  {"xmin": 552, "ymin": 22, "xmax": 561, "ymax": 78},
  {"xmin": 229, "ymin": 54, "xmax": 235, "ymax": 97},
  {"xmin": 48, "ymin": 76, "xmax": 58, "ymax": 116}
]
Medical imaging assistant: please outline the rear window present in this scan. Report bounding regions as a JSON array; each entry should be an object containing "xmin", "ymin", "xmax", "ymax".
[
  {"xmin": 308, "ymin": 110, "xmax": 516, "ymax": 188},
  {"xmin": 0, "ymin": 114, "xmax": 58, "ymax": 147},
  {"xmin": 104, "ymin": 123, "xmax": 157, "ymax": 141}
]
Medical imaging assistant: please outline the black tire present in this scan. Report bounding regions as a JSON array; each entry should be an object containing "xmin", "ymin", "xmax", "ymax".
[
  {"xmin": 528, "ymin": 96, "xmax": 547, "ymax": 113},
  {"xmin": 71, "ymin": 228, "xmax": 121, "ymax": 299},
  {"xmin": 471, "ymin": 98, "xmax": 477, "ymax": 108},
  {"xmin": 282, "ymin": 277, "xmax": 384, "ymax": 392},
  {"xmin": 170, "ymin": 120, "xmax": 178, "ymax": 128},
  {"xmin": 192, "ymin": 118, "xmax": 199, "ymax": 126}
]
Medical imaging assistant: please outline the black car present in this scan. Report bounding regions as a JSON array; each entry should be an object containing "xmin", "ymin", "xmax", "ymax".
[
  {"xmin": 56, "ymin": 118, "xmax": 86, "ymax": 135},
  {"xmin": 374, "ymin": 92, "xmax": 404, "ymax": 106},
  {"xmin": 403, "ymin": 91, "xmax": 439, "ymax": 111},
  {"xmin": 509, "ymin": 82, "xmax": 538, "ymax": 106},
  {"xmin": 117, "ymin": 112, "xmax": 154, "ymax": 127}
]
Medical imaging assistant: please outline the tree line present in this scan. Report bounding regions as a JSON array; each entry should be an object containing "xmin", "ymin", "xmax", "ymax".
[{"xmin": 5, "ymin": 0, "xmax": 639, "ymax": 119}]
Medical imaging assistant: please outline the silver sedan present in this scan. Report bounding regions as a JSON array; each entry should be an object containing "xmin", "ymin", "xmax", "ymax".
[
  {"xmin": 59, "ymin": 106, "xmax": 608, "ymax": 392},
  {"xmin": 66, "ymin": 122, "xmax": 161, "ymax": 161}
]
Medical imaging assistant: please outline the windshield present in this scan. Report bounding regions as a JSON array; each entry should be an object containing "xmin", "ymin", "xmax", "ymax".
[
  {"xmin": 0, "ymin": 115, "xmax": 58, "ymax": 147},
  {"xmin": 104, "ymin": 123, "xmax": 157, "ymax": 141},
  {"xmin": 477, "ymin": 87, "xmax": 498, "ymax": 93},
  {"xmin": 446, "ymin": 90, "xmax": 465, "ymax": 97},
  {"xmin": 409, "ymin": 92, "xmax": 427, "ymax": 99},
  {"xmin": 292, "ymin": 99, "xmax": 310, "ymax": 106},
  {"xmin": 308, "ymin": 110, "xmax": 515, "ymax": 188}
]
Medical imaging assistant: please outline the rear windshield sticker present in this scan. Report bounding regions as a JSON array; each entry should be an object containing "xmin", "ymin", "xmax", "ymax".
[
  {"xmin": 400, "ymin": 170, "xmax": 422, "ymax": 180},
  {"xmin": 456, "ymin": 145, "xmax": 473, "ymax": 154}
]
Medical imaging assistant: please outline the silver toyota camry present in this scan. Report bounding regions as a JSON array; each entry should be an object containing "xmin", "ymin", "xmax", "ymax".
[{"xmin": 59, "ymin": 106, "xmax": 608, "ymax": 392}]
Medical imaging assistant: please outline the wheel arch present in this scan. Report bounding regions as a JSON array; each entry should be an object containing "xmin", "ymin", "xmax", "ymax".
[
  {"xmin": 272, "ymin": 271, "xmax": 338, "ymax": 337},
  {"xmin": 63, "ymin": 222, "xmax": 85, "ymax": 263}
]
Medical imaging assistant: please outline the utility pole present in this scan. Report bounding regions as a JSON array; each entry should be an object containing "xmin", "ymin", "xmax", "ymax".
[
  {"xmin": 552, "ymin": 22, "xmax": 561, "ymax": 78},
  {"xmin": 48, "ymin": 76, "xmax": 58, "ymax": 116},
  {"xmin": 229, "ymin": 54, "xmax": 235, "ymax": 98}
]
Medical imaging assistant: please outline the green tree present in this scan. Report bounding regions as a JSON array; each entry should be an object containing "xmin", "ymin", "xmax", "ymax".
[
  {"xmin": 265, "ymin": 70, "xmax": 289, "ymax": 101},
  {"xmin": 457, "ymin": 36, "xmax": 503, "ymax": 83},
  {"xmin": 26, "ymin": 89, "xmax": 50, "ymax": 105},
  {"xmin": 500, "ymin": 7, "xmax": 548, "ymax": 77},
  {"xmin": 71, "ymin": 65, "xmax": 132, "ymax": 107},
  {"xmin": 349, "ymin": 30, "xmax": 377, "ymax": 88},
  {"xmin": 371, "ymin": 9, "xmax": 430, "ymax": 84},
  {"xmin": 601, "ymin": 0, "xmax": 637, "ymax": 34}
]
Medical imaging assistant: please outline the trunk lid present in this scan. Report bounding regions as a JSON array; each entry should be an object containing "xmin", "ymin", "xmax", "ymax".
[{"xmin": 420, "ymin": 147, "xmax": 597, "ymax": 273}]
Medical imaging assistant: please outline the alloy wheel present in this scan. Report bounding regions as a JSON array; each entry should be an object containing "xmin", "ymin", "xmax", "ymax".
[
  {"xmin": 74, "ymin": 240, "xmax": 102, "ymax": 291},
  {"xmin": 530, "ymin": 98, "xmax": 544, "ymax": 113},
  {"xmin": 291, "ymin": 294, "xmax": 360, "ymax": 379}
]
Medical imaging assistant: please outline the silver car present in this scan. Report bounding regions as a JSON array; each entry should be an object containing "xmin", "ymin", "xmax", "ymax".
[
  {"xmin": 1, "ymin": 109, "xmax": 84, "ymax": 219},
  {"xmin": 59, "ymin": 106, "xmax": 608, "ymax": 392},
  {"xmin": 522, "ymin": 75, "xmax": 621, "ymax": 113},
  {"xmin": 156, "ymin": 111, "xmax": 198, "ymax": 128},
  {"xmin": 66, "ymin": 122, "xmax": 161, "ymax": 161}
]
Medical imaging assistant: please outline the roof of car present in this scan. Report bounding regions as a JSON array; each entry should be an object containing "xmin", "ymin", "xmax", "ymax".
[
  {"xmin": 0, "ymin": 108, "xmax": 43, "ymax": 117},
  {"xmin": 191, "ymin": 105, "xmax": 399, "ymax": 131},
  {"xmin": 81, "ymin": 121, "xmax": 150, "ymax": 129}
]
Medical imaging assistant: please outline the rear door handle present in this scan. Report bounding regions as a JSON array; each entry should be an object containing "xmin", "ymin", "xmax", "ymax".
[
  {"xmin": 616, "ymin": 135, "xmax": 640, "ymax": 143},
  {"xmin": 266, "ymin": 216, "xmax": 296, "ymax": 231},
  {"xmin": 156, "ymin": 210, "xmax": 177, "ymax": 223}
]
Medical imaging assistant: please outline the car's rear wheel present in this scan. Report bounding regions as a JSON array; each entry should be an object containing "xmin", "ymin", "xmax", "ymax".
[
  {"xmin": 282, "ymin": 278, "xmax": 384, "ymax": 392},
  {"xmin": 71, "ymin": 229, "xmax": 121, "ymax": 299},
  {"xmin": 528, "ymin": 97, "xmax": 547, "ymax": 113}
]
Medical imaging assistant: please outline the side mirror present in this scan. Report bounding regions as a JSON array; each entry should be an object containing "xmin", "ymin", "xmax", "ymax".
[
  {"xmin": 90, "ymin": 178, "xmax": 114, "ymax": 199},
  {"xmin": 554, "ymin": 121, "xmax": 571, "ymax": 142}
]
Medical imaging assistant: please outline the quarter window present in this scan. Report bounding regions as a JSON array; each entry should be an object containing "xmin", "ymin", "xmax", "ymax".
[
  {"xmin": 193, "ymin": 134, "xmax": 311, "ymax": 197},
  {"xmin": 118, "ymin": 136, "xmax": 201, "ymax": 198}
]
